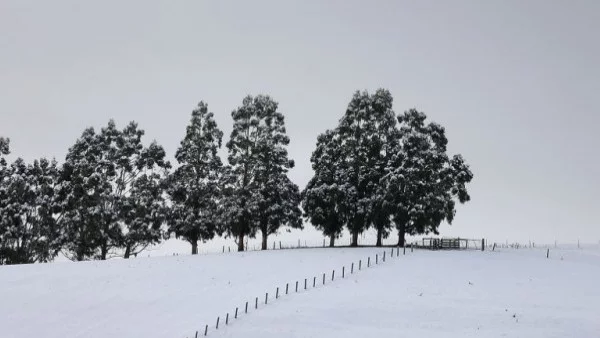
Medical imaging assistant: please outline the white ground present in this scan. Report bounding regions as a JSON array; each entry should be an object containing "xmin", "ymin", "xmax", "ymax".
[{"xmin": 1, "ymin": 246, "xmax": 598, "ymax": 338}]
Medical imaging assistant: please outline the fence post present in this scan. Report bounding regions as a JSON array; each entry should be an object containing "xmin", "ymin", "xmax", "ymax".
[
  {"xmin": 391, "ymin": 247, "xmax": 394, "ymax": 257},
  {"xmin": 411, "ymin": 244, "xmax": 413, "ymax": 252},
  {"xmin": 228, "ymin": 246, "xmax": 231, "ymax": 253},
  {"xmin": 492, "ymin": 243, "xmax": 496, "ymax": 251},
  {"xmin": 323, "ymin": 238, "xmax": 326, "ymax": 247},
  {"xmin": 376, "ymin": 254, "xmax": 378, "ymax": 264},
  {"xmin": 296, "ymin": 281, "xmax": 298, "ymax": 292},
  {"xmin": 196, "ymin": 331, "xmax": 199, "ymax": 338},
  {"xmin": 305, "ymin": 278, "xmax": 307, "ymax": 290},
  {"xmin": 547, "ymin": 248, "xmax": 550, "ymax": 259},
  {"xmin": 359, "ymin": 260, "xmax": 362, "ymax": 270},
  {"xmin": 368, "ymin": 257, "xmax": 371, "ymax": 267},
  {"xmin": 255, "ymin": 297, "xmax": 258, "ymax": 309},
  {"xmin": 216, "ymin": 317, "xmax": 220, "ymax": 329},
  {"xmin": 323, "ymin": 273, "xmax": 326, "ymax": 285},
  {"xmin": 204, "ymin": 325, "xmax": 208, "ymax": 336},
  {"xmin": 313, "ymin": 277, "xmax": 316, "ymax": 287},
  {"xmin": 226, "ymin": 313, "xmax": 229, "ymax": 325},
  {"xmin": 482, "ymin": 239, "xmax": 485, "ymax": 251},
  {"xmin": 222, "ymin": 246, "xmax": 225, "ymax": 253},
  {"xmin": 403, "ymin": 246, "xmax": 406, "ymax": 255},
  {"xmin": 265, "ymin": 292, "xmax": 268, "ymax": 304},
  {"xmin": 397, "ymin": 247, "xmax": 400, "ymax": 256},
  {"xmin": 276, "ymin": 287, "xmax": 279, "ymax": 299},
  {"xmin": 245, "ymin": 301, "xmax": 248, "ymax": 313},
  {"xmin": 342, "ymin": 266, "xmax": 345, "ymax": 278},
  {"xmin": 351, "ymin": 262, "xmax": 354, "ymax": 274},
  {"xmin": 332, "ymin": 269, "xmax": 335, "ymax": 281},
  {"xmin": 286, "ymin": 283, "xmax": 289, "ymax": 294},
  {"xmin": 235, "ymin": 307, "xmax": 238, "ymax": 319},
  {"xmin": 273, "ymin": 242, "xmax": 276, "ymax": 250},
  {"xmin": 280, "ymin": 241, "xmax": 282, "ymax": 250},
  {"xmin": 383, "ymin": 251, "xmax": 386, "ymax": 262}
]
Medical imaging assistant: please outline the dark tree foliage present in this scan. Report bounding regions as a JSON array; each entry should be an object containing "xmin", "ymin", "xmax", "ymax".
[
  {"xmin": 302, "ymin": 130, "xmax": 349, "ymax": 247},
  {"xmin": 384, "ymin": 109, "xmax": 473, "ymax": 246},
  {"xmin": 0, "ymin": 152, "xmax": 62, "ymax": 264},
  {"xmin": 167, "ymin": 102, "xmax": 224, "ymax": 255},
  {"xmin": 335, "ymin": 89, "xmax": 398, "ymax": 246},
  {"xmin": 224, "ymin": 95, "xmax": 301, "ymax": 251},
  {"xmin": 56, "ymin": 121, "xmax": 170, "ymax": 260},
  {"xmin": 254, "ymin": 97, "xmax": 302, "ymax": 250}
]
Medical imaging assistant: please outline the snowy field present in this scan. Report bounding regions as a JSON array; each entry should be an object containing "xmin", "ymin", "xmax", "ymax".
[{"xmin": 1, "ymin": 246, "xmax": 599, "ymax": 338}]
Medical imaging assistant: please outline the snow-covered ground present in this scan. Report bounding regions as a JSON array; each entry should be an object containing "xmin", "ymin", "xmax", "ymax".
[{"xmin": 1, "ymin": 246, "xmax": 598, "ymax": 338}]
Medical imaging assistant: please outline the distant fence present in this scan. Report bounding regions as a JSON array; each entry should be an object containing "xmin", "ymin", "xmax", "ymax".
[{"xmin": 417, "ymin": 237, "xmax": 486, "ymax": 251}]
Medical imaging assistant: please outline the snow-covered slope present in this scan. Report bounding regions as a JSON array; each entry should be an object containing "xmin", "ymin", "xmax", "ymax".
[{"xmin": 1, "ymin": 246, "xmax": 598, "ymax": 338}]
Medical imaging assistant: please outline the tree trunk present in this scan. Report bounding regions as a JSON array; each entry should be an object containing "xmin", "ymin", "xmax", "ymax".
[
  {"xmin": 351, "ymin": 231, "xmax": 359, "ymax": 247},
  {"xmin": 376, "ymin": 229, "xmax": 383, "ymax": 247},
  {"xmin": 238, "ymin": 232, "xmax": 245, "ymax": 252},
  {"xmin": 124, "ymin": 244, "xmax": 131, "ymax": 259},
  {"xmin": 397, "ymin": 223, "xmax": 406, "ymax": 247},
  {"xmin": 100, "ymin": 240, "xmax": 108, "ymax": 260},
  {"xmin": 261, "ymin": 230, "xmax": 268, "ymax": 250},
  {"xmin": 329, "ymin": 235, "xmax": 335, "ymax": 247},
  {"xmin": 191, "ymin": 240, "xmax": 198, "ymax": 255}
]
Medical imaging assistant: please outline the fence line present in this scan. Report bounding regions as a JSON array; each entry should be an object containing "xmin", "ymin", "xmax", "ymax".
[{"xmin": 189, "ymin": 244, "xmax": 416, "ymax": 337}]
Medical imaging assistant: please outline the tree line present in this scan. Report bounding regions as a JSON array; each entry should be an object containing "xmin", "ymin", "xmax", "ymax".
[{"xmin": 0, "ymin": 89, "xmax": 472, "ymax": 265}]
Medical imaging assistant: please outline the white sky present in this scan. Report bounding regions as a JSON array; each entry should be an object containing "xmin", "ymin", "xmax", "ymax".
[{"xmin": 1, "ymin": 0, "xmax": 599, "ymax": 250}]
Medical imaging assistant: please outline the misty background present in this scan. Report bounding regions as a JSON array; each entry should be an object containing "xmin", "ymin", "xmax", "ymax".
[{"xmin": 1, "ymin": 0, "xmax": 598, "ymax": 254}]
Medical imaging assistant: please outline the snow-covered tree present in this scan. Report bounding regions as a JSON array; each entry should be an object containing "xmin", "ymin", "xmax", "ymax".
[
  {"xmin": 0, "ymin": 157, "xmax": 62, "ymax": 264},
  {"xmin": 384, "ymin": 109, "xmax": 473, "ymax": 246},
  {"xmin": 223, "ymin": 95, "xmax": 300, "ymax": 251},
  {"xmin": 56, "ymin": 127, "xmax": 112, "ymax": 261},
  {"xmin": 254, "ymin": 97, "xmax": 301, "ymax": 250},
  {"xmin": 166, "ymin": 102, "xmax": 224, "ymax": 255},
  {"xmin": 56, "ymin": 121, "xmax": 170, "ymax": 260},
  {"xmin": 336, "ymin": 90, "xmax": 398, "ymax": 246},
  {"xmin": 365, "ymin": 89, "xmax": 399, "ymax": 246},
  {"xmin": 302, "ymin": 129, "xmax": 349, "ymax": 247}
]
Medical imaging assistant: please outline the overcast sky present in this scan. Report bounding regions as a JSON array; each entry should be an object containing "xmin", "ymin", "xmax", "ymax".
[{"xmin": 1, "ymin": 0, "xmax": 598, "ymax": 251}]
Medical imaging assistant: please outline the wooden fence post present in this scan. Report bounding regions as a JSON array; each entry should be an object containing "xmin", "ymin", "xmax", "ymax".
[
  {"xmin": 492, "ymin": 243, "xmax": 496, "ymax": 251},
  {"xmin": 245, "ymin": 301, "xmax": 248, "ymax": 313},
  {"xmin": 286, "ymin": 283, "xmax": 289, "ymax": 294},
  {"xmin": 547, "ymin": 249, "xmax": 550, "ymax": 259},
  {"xmin": 295, "ymin": 281, "xmax": 298, "ymax": 292},
  {"xmin": 305, "ymin": 278, "xmax": 307, "ymax": 290},
  {"xmin": 383, "ymin": 251, "xmax": 386, "ymax": 262},
  {"xmin": 276, "ymin": 287, "xmax": 279, "ymax": 299},
  {"xmin": 368, "ymin": 257, "xmax": 371, "ymax": 267},
  {"xmin": 195, "ymin": 331, "xmax": 198, "ymax": 338},
  {"xmin": 313, "ymin": 276, "xmax": 316, "ymax": 287},
  {"xmin": 323, "ymin": 273, "xmax": 326, "ymax": 285},
  {"xmin": 351, "ymin": 262, "xmax": 354, "ymax": 274},
  {"xmin": 235, "ymin": 307, "xmax": 238, "ymax": 319},
  {"xmin": 342, "ymin": 266, "xmax": 345, "ymax": 278},
  {"xmin": 359, "ymin": 260, "xmax": 362, "ymax": 270},
  {"xmin": 255, "ymin": 297, "xmax": 258, "ymax": 309},
  {"xmin": 204, "ymin": 325, "xmax": 208, "ymax": 336},
  {"xmin": 226, "ymin": 313, "xmax": 229, "ymax": 325},
  {"xmin": 265, "ymin": 292, "xmax": 268, "ymax": 304},
  {"xmin": 216, "ymin": 317, "xmax": 220, "ymax": 329},
  {"xmin": 332, "ymin": 269, "xmax": 335, "ymax": 281},
  {"xmin": 482, "ymin": 239, "xmax": 485, "ymax": 251},
  {"xmin": 403, "ymin": 246, "xmax": 406, "ymax": 255}
]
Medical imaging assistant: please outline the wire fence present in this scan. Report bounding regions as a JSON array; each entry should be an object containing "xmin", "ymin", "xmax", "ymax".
[{"xmin": 186, "ymin": 244, "xmax": 416, "ymax": 337}]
